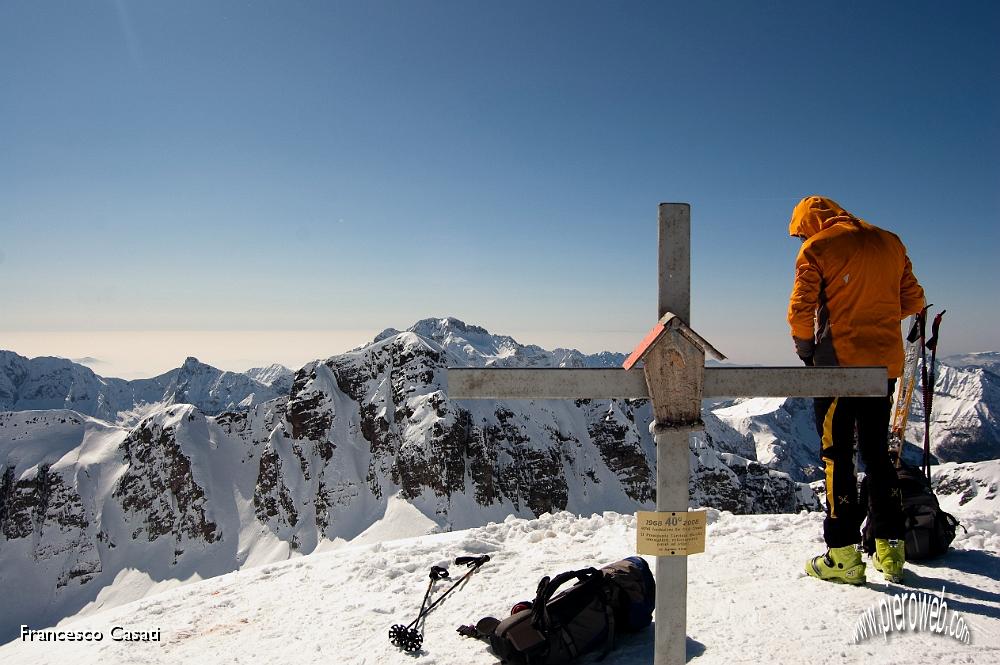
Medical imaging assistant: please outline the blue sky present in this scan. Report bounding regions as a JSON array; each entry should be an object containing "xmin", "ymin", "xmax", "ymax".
[{"xmin": 1, "ymin": 1, "xmax": 997, "ymax": 375}]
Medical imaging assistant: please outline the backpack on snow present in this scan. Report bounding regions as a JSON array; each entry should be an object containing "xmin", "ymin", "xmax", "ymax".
[
  {"xmin": 479, "ymin": 556, "xmax": 654, "ymax": 665},
  {"xmin": 861, "ymin": 463, "xmax": 961, "ymax": 560}
]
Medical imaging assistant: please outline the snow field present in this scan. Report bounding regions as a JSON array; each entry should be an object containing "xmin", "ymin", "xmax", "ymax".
[{"xmin": 2, "ymin": 508, "xmax": 998, "ymax": 665}]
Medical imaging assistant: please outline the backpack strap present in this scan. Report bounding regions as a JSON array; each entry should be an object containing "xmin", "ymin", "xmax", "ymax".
[
  {"xmin": 595, "ymin": 582, "xmax": 616, "ymax": 661},
  {"xmin": 530, "ymin": 568, "xmax": 600, "ymax": 631}
]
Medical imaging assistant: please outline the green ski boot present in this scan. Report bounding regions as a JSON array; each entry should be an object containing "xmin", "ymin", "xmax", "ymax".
[
  {"xmin": 805, "ymin": 545, "xmax": 866, "ymax": 585},
  {"xmin": 873, "ymin": 539, "xmax": 906, "ymax": 583}
]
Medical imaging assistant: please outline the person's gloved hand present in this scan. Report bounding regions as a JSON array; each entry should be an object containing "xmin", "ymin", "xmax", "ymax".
[{"xmin": 793, "ymin": 336, "xmax": 815, "ymax": 366}]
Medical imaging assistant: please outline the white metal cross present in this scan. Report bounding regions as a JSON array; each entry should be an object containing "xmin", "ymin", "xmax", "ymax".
[{"xmin": 448, "ymin": 203, "xmax": 886, "ymax": 665}]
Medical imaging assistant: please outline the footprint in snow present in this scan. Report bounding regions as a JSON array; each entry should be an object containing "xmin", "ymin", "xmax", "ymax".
[
  {"xmin": 457, "ymin": 538, "xmax": 500, "ymax": 554},
  {"xmin": 527, "ymin": 530, "xmax": 557, "ymax": 543}
]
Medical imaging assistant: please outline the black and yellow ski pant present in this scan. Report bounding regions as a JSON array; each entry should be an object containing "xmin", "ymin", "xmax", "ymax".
[{"xmin": 814, "ymin": 380, "xmax": 904, "ymax": 548}]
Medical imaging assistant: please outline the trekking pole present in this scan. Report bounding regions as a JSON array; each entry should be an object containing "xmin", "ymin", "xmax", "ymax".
[
  {"xmin": 389, "ymin": 565, "xmax": 450, "ymax": 653},
  {"xmin": 413, "ymin": 555, "xmax": 490, "ymax": 621},
  {"xmin": 923, "ymin": 310, "xmax": 946, "ymax": 480},
  {"xmin": 388, "ymin": 556, "xmax": 490, "ymax": 653}
]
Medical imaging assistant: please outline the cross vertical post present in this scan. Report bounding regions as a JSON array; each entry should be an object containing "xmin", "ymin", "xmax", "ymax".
[
  {"xmin": 654, "ymin": 203, "xmax": 694, "ymax": 665},
  {"xmin": 445, "ymin": 201, "xmax": 888, "ymax": 665}
]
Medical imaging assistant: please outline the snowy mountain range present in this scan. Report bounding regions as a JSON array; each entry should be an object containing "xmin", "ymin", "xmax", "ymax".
[
  {"xmin": 712, "ymin": 360, "xmax": 1000, "ymax": 481},
  {"xmin": 1, "ymin": 317, "xmax": 997, "ymax": 644},
  {"xmin": 0, "ymin": 352, "xmax": 292, "ymax": 423},
  {"xmin": 942, "ymin": 351, "xmax": 1000, "ymax": 376}
]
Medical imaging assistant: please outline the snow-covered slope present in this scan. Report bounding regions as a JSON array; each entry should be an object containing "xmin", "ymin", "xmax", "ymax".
[
  {"xmin": 907, "ymin": 362, "xmax": 1000, "ymax": 462},
  {"xmin": 0, "ymin": 404, "xmax": 295, "ymax": 643},
  {"xmin": 0, "ymin": 352, "xmax": 136, "ymax": 422},
  {"xmin": 2, "ymin": 500, "xmax": 997, "ymax": 664},
  {"xmin": 711, "ymin": 397, "xmax": 823, "ymax": 482},
  {"xmin": 714, "ymin": 361, "xmax": 1000, "ymax": 480},
  {"xmin": 244, "ymin": 364, "xmax": 294, "ymax": 395},
  {"xmin": 934, "ymin": 459, "xmax": 1000, "ymax": 551}
]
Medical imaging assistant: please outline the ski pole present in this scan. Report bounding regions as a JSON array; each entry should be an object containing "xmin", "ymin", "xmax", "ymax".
[
  {"xmin": 389, "ymin": 565, "xmax": 450, "ymax": 652},
  {"xmin": 415, "ymin": 566, "xmax": 450, "ymax": 631},
  {"xmin": 923, "ymin": 310, "xmax": 946, "ymax": 478},
  {"xmin": 918, "ymin": 311, "xmax": 932, "ymax": 480}
]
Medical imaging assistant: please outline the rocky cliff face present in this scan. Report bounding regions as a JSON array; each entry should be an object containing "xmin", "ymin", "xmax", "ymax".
[
  {"xmin": 0, "ymin": 453, "xmax": 101, "ymax": 589},
  {"xmin": 910, "ymin": 363, "xmax": 1000, "ymax": 462},
  {"xmin": 250, "ymin": 322, "xmax": 817, "ymax": 538},
  {"xmin": 114, "ymin": 411, "xmax": 220, "ymax": 548}
]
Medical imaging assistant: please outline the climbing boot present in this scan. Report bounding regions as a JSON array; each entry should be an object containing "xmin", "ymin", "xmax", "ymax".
[
  {"xmin": 873, "ymin": 539, "xmax": 906, "ymax": 583},
  {"xmin": 805, "ymin": 544, "xmax": 866, "ymax": 585}
]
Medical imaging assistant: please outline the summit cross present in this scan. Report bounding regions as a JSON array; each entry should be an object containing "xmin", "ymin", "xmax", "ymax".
[{"xmin": 447, "ymin": 203, "xmax": 886, "ymax": 665}]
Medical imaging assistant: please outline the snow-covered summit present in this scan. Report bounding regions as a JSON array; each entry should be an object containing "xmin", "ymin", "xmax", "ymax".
[
  {"xmin": 2, "ymin": 499, "xmax": 997, "ymax": 664},
  {"xmin": 244, "ymin": 363, "xmax": 293, "ymax": 392},
  {"xmin": 376, "ymin": 317, "xmax": 627, "ymax": 368}
]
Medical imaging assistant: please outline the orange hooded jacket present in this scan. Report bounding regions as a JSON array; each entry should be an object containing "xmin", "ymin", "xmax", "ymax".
[{"xmin": 787, "ymin": 196, "xmax": 924, "ymax": 378}]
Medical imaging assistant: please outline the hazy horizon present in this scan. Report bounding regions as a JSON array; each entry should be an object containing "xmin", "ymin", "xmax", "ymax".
[
  {"xmin": 0, "ymin": 325, "xmax": 668, "ymax": 379},
  {"xmin": 2, "ymin": 319, "xmax": 993, "ymax": 381}
]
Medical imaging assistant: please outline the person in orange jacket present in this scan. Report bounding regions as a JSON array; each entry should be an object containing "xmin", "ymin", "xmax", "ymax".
[{"xmin": 788, "ymin": 195, "xmax": 925, "ymax": 584}]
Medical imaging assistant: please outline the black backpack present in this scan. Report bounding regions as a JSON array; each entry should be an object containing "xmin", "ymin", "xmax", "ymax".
[
  {"xmin": 861, "ymin": 463, "xmax": 961, "ymax": 560},
  {"xmin": 476, "ymin": 557, "xmax": 655, "ymax": 664}
]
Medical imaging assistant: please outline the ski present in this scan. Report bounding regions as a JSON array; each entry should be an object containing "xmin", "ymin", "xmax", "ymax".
[{"xmin": 889, "ymin": 307, "xmax": 929, "ymax": 465}]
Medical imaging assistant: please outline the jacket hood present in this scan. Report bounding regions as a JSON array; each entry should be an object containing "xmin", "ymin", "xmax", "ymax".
[{"xmin": 788, "ymin": 196, "xmax": 855, "ymax": 239}]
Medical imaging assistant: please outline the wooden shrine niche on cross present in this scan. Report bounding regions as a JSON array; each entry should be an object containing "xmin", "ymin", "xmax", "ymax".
[{"xmin": 447, "ymin": 203, "xmax": 887, "ymax": 665}]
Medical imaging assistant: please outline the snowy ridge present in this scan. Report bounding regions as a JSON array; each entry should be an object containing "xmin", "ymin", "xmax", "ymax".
[
  {"xmin": 0, "ymin": 352, "xmax": 283, "ymax": 422},
  {"xmin": 906, "ymin": 363, "xmax": 1000, "ymax": 462},
  {"xmin": 712, "ymin": 397, "xmax": 823, "ymax": 482},
  {"xmin": 942, "ymin": 351, "xmax": 1000, "ymax": 376},
  {"xmin": 379, "ymin": 317, "xmax": 628, "ymax": 368},
  {"xmin": 715, "ymin": 362, "xmax": 1000, "ymax": 480},
  {"xmin": 244, "ymin": 364, "xmax": 294, "ymax": 394}
]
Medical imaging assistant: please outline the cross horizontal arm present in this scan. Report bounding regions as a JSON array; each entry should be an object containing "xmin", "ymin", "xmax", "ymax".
[{"xmin": 446, "ymin": 366, "xmax": 887, "ymax": 400}]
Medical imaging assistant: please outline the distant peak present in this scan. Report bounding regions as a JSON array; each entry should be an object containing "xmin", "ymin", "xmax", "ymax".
[
  {"xmin": 408, "ymin": 317, "xmax": 489, "ymax": 337},
  {"xmin": 179, "ymin": 356, "xmax": 216, "ymax": 374},
  {"xmin": 374, "ymin": 327, "xmax": 401, "ymax": 343}
]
